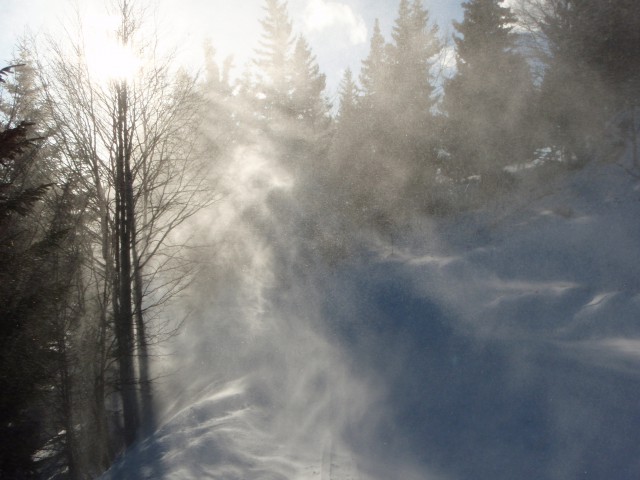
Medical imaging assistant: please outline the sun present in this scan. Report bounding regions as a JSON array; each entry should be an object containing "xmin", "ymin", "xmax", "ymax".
[
  {"xmin": 81, "ymin": 12, "xmax": 141, "ymax": 84},
  {"xmin": 85, "ymin": 37, "xmax": 141, "ymax": 83}
]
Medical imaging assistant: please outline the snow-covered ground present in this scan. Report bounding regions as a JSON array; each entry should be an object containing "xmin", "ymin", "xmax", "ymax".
[{"xmin": 101, "ymin": 150, "xmax": 640, "ymax": 479}]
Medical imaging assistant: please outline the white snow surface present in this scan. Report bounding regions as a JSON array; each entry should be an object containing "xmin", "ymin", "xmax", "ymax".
[{"xmin": 100, "ymin": 153, "xmax": 640, "ymax": 479}]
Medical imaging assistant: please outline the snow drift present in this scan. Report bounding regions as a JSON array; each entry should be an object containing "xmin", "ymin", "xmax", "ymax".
[{"xmin": 102, "ymin": 142, "xmax": 640, "ymax": 479}]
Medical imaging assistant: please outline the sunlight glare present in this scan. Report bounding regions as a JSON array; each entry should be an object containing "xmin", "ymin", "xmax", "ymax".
[
  {"xmin": 82, "ymin": 12, "xmax": 141, "ymax": 83},
  {"xmin": 85, "ymin": 38, "xmax": 140, "ymax": 83}
]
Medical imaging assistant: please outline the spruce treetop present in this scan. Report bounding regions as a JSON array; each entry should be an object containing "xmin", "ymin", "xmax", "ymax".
[{"xmin": 453, "ymin": 0, "xmax": 518, "ymax": 66}]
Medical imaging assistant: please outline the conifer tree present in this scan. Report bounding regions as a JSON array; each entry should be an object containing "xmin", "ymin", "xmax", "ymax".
[
  {"xmin": 0, "ymin": 63, "xmax": 84, "ymax": 479},
  {"xmin": 290, "ymin": 35, "xmax": 328, "ymax": 129},
  {"xmin": 250, "ymin": 0, "xmax": 329, "ymax": 131},
  {"xmin": 386, "ymin": 0, "xmax": 441, "ymax": 148},
  {"xmin": 253, "ymin": 0, "xmax": 295, "ymax": 119},
  {"xmin": 443, "ymin": 0, "xmax": 534, "ymax": 184},
  {"xmin": 359, "ymin": 19, "xmax": 387, "ymax": 114},
  {"xmin": 201, "ymin": 41, "xmax": 238, "ymax": 153},
  {"xmin": 330, "ymin": 1, "xmax": 446, "ymax": 224},
  {"xmin": 535, "ymin": 0, "xmax": 640, "ymax": 165},
  {"xmin": 536, "ymin": 0, "xmax": 604, "ymax": 164},
  {"xmin": 329, "ymin": 68, "xmax": 362, "ymax": 171},
  {"xmin": 336, "ymin": 68, "xmax": 359, "ymax": 125}
]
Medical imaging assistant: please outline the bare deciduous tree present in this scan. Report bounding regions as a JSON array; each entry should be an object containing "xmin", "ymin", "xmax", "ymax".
[{"xmin": 34, "ymin": 0, "xmax": 214, "ymax": 458}]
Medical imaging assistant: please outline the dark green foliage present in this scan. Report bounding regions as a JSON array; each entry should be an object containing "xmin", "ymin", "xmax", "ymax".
[
  {"xmin": 0, "ymin": 59, "xmax": 90, "ymax": 479},
  {"xmin": 0, "ymin": 1, "xmax": 637, "ymax": 476},
  {"xmin": 328, "ymin": 1, "xmax": 446, "ymax": 229},
  {"xmin": 537, "ymin": 0, "xmax": 640, "ymax": 164},
  {"xmin": 0, "ymin": 121, "xmax": 39, "ymax": 165},
  {"xmin": 0, "ymin": 85, "xmax": 79, "ymax": 478},
  {"xmin": 1, "ymin": 182, "xmax": 53, "ymax": 217},
  {"xmin": 443, "ymin": 0, "xmax": 535, "ymax": 181},
  {"xmin": 541, "ymin": 0, "xmax": 640, "ymax": 98},
  {"xmin": 387, "ymin": 0, "xmax": 440, "ymax": 120},
  {"xmin": 386, "ymin": 0, "xmax": 442, "ymax": 197},
  {"xmin": 0, "ymin": 64, "xmax": 26, "ymax": 84}
]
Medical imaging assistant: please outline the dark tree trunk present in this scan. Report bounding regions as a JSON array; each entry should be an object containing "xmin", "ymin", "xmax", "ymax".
[
  {"xmin": 114, "ymin": 81, "xmax": 139, "ymax": 446},
  {"xmin": 132, "ymin": 244, "xmax": 154, "ymax": 435}
]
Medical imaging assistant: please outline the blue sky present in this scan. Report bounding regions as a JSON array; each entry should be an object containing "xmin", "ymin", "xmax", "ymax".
[{"xmin": 0, "ymin": 0, "xmax": 463, "ymax": 93}]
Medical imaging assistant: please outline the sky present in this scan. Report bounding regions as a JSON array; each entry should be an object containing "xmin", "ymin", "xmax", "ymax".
[{"xmin": 0, "ymin": 0, "xmax": 463, "ymax": 94}]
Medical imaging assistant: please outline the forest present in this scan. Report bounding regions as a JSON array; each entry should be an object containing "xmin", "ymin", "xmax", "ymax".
[{"xmin": 1, "ymin": 0, "xmax": 639, "ymax": 478}]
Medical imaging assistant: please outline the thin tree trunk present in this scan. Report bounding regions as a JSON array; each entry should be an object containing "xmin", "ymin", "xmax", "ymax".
[
  {"xmin": 93, "ymin": 292, "xmax": 113, "ymax": 470},
  {"xmin": 134, "ymin": 139, "xmax": 154, "ymax": 435},
  {"xmin": 132, "ymin": 242, "xmax": 154, "ymax": 435},
  {"xmin": 631, "ymin": 105, "xmax": 638, "ymax": 168},
  {"xmin": 115, "ymin": 81, "xmax": 139, "ymax": 446},
  {"xmin": 124, "ymin": 109, "xmax": 154, "ymax": 436},
  {"xmin": 59, "ymin": 339, "xmax": 79, "ymax": 480}
]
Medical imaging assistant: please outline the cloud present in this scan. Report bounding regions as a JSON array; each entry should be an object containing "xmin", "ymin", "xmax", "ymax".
[{"xmin": 303, "ymin": 0, "xmax": 367, "ymax": 45}]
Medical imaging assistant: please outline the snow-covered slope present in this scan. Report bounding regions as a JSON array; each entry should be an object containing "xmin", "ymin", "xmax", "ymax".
[{"xmin": 101, "ymin": 157, "xmax": 640, "ymax": 480}]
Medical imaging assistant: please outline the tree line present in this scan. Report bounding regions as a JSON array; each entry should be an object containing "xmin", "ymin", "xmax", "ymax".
[
  {"xmin": 1, "ymin": 0, "xmax": 639, "ymax": 478},
  {"xmin": 1, "ymin": 1, "xmax": 210, "ymax": 477}
]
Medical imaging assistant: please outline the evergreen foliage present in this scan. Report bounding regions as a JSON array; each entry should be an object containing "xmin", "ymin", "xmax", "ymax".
[
  {"xmin": 253, "ymin": 0, "xmax": 295, "ymax": 119},
  {"xmin": 359, "ymin": 19, "xmax": 387, "ymax": 112},
  {"xmin": 290, "ymin": 36, "xmax": 328, "ymax": 128},
  {"xmin": 330, "ymin": 1, "xmax": 445, "ymax": 225},
  {"xmin": 335, "ymin": 68, "xmax": 359, "ymax": 125},
  {"xmin": 249, "ymin": 0, "xmax": 329, "ymax": 133},
  {"xmin": 0, "ymin": 64, "xmax": 84, "ymax": 479},
  {"xmin": 387, "ymin": 0, "xmax": 439, "ymax": 118},
  {"xmin": 2, "ymin": 0, "xmax": 640, "ymax": 477},
  {"xmin": 537, "ymin": 0, "xmax": 640, "ymax": 164},
  {"xmin": 443, "ymin": 0, "xmax": 534, "ymax": 183}
]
